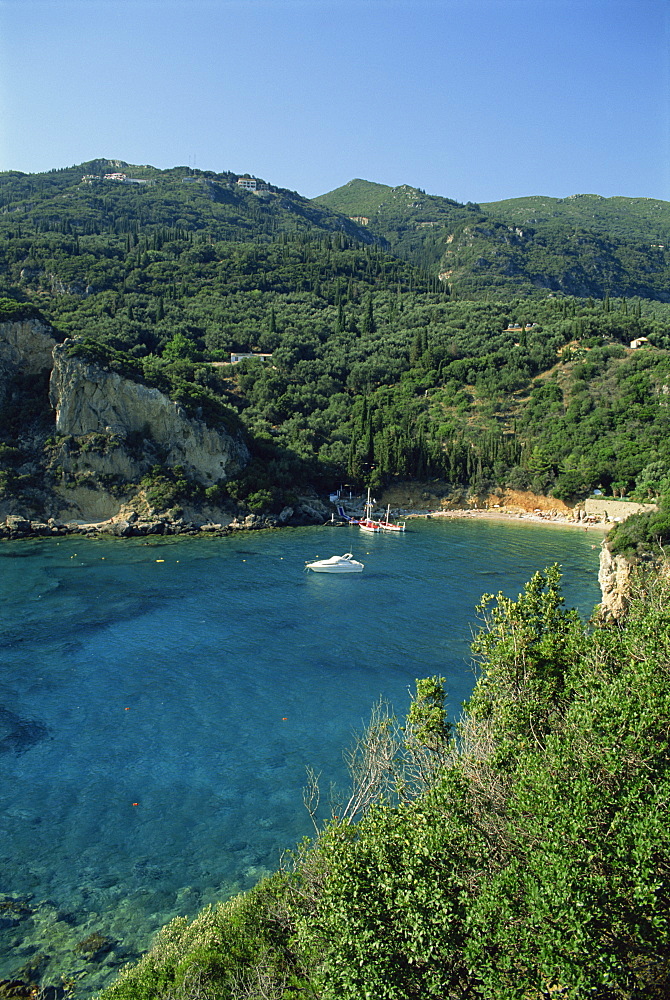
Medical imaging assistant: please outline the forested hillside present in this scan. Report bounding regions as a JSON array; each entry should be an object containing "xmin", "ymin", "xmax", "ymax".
[
  {"xmin": 482, "ymin": 192, "xmax": 670, "ymax": 243},
  {"xmin": 0, "ymin": 160, "xmax": 376, "ymax": 246},
  {"xmin": 317, "ymin": 180, "xmax": 670, "ymax": 300},
  {"xmin": 2, "ymin": 159, "xmax": 670, "ymax": 520},
  {"xmin": 315, "ymin": 178, "xmax": 488, "ymax": 272}
]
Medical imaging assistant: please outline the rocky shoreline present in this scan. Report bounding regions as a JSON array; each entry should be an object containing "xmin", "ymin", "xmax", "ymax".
[
  {"xmin": 0, "ymin": 493, "xmax": 616, "ymax": 542},
  {"xmin": 3, "ymin": 482, "xmax": 650, "ymax": 542},
  {"xmin": 0, "ymin": 497, "xmax": 336, "ymax": 541}
]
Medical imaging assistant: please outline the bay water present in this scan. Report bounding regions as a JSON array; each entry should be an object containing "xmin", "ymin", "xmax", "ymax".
[{"xmin": 0, "ymin": 517, "xmax": 602, "ymax": 994}]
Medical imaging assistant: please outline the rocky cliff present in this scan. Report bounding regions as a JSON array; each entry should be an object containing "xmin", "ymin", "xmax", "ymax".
[
  {"xmin": 49, "ymin": 343, "xmax": 250, "ymax": 485},
  {"xmin": 0, "ymin": 317, "xmax": 59, "ymax": 409},
  {"xmin": 598, "ymin": 543, "xmax": 670, "ymax": 618},
  {"xmin": 598, "ymin": 544, "xmax": 636, "ymax": 618},
  {"xmin": 0, "ymin": 317, "xmax": 59, "ymax": 520},
  {"xmin": 0, "ymin": 320, "xmax": 254, "ymax": 524},
  {"xmin": 0, "ymin": 317, "xmax": 59, "ymax": 374}
]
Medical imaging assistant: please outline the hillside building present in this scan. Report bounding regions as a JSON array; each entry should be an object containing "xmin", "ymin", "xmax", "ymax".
[
  {"xmin": 229, "ymin": 352, "xmax": 273, "ymax": 364},
  {"xmin": 236, "ymin": 177, "xmax": 268, "ymax": 193}
]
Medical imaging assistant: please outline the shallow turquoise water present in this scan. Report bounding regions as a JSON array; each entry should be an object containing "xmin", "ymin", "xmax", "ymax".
[{"xmin": 0, "ymin": 518, "xmax": 602, "ymax": 992}]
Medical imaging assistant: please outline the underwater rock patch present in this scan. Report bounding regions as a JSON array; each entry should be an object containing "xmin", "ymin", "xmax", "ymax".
[
  {"xmin": 0, "ymin": 898, "xmax": 33, "ymax": 929},
  {"xmin": 0, "ymin": 984, "xmax": 65, "ymax": 1000},
  {"xmin": 75, "ymin": 932, "xmax": 115, "ymax": 962},
  {"xmin": 0, "ymin": 708, "xmax": 48, "ymax": 755}
]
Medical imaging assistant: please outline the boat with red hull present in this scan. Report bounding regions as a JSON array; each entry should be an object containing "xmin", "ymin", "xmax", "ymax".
[{"xmin": 377, "ymin": 504, "xmax": 406, "ymax": 532}]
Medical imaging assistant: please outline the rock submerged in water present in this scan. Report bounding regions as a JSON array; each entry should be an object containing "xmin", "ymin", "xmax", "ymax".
[
  {"xmin": 0, "ymin": 981, "xmax": 65, "ymax": 999},
  {"xmin": 75, "ymin": 932, "xmax": 115, "ymax": 961},
  {"xmin": 0, "ymin": 707, "xmax": 48, "ymax": 755},
  {"xmin": 0, "ymin": 898, "xmax": 33, "ymax": 930},
  {"xmin": 0, "ymin": 980, "xmax": 35, "ymax": 999}
]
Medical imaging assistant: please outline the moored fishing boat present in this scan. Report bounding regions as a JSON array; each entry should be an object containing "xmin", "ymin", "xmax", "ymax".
[
  {"xmin": 378, "ymin": 504, "xmax": 406, "ymax": 532},
  {"xmin": 359, "ymin": 488, "xmax": 380, "ymax": 533}
]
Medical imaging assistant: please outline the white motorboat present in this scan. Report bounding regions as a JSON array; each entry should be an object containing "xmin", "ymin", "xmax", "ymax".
[{"xmin": 305, "ymin": 552, "xmax": 364, "ymax": 573}]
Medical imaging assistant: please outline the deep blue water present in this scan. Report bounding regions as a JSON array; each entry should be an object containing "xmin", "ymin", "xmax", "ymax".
[{"xmin": 0, "ymin": 518, "xmax": 602, "ymax": 993}]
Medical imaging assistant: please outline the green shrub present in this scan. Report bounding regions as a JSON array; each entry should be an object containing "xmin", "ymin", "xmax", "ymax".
[
  {"xmin": 246, "ymin": 489, "xmax": 273, "ymax": 513},
  {"xmin": 0, "ymin": 296, "xmax": 41, "ymax": 322},
  {"xmin": 100, "ymin": 875, "xmax": 297, "ymax": 1000},
  {"xmin": 608, "ymin": 492, "xmax": 670, "ymax": 556},
  {"xmin": 140, "ymin": 465, "xmax": 202, "ymax": 514}
]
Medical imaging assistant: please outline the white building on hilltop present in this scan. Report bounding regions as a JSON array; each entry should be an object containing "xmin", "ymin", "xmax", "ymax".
[{"xmin": 237, "ymin": 177, "xmax": 268, "ymax": 193}]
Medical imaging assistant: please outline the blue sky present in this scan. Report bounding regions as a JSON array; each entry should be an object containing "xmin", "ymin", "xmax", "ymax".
[{"xmin": 1, "ymin": 0, "xmax": 668, "ymax": 203}]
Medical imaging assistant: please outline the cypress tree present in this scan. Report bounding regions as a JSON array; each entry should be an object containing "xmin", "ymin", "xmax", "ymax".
[{"xmin": 362, "ymin": 296, "xmax": 375, "ymax": 336}]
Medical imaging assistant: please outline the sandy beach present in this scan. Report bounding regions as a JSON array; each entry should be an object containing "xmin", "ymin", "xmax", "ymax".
[{"xmin": 405, "ymin": 507, "xmax": 611, "ymax": 532}]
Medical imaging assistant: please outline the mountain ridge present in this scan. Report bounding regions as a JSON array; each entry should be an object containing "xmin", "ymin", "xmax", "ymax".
[
  {"xmin": 315, "ymin": 179, "xmax": 670, "ymax": 300},
  {"xmin": 5, "ymin": 158, "xmax": 670, "ymax": 300}
]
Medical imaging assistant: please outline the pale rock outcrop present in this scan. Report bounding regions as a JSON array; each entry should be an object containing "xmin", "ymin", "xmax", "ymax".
[
  {"xmin": 599, "ymin": 544, "xmax": 670, "ymax": 619},
  {"xmin": 49, "ymin": 343, "xmax": 250, "ymax": 484},
  {"xmin": 598, "ymin": 544, "xmax": 636, "ymax": 618},
  {"xmin": 0, "ymin": 318, "xmax": 59, "ymax": 409},
  {"xmin": 0, "ymin": 318, "xmax": 58, "ymax": 373}
]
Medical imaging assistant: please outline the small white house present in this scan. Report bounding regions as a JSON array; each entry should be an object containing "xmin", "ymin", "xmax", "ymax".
[
  {"xmin": 630, "ymin": 337, "xmax": 650, "ymax": 349},
  {"xmin": 229, "ymin": 352, "xmax": 273, "ymax": 364}
]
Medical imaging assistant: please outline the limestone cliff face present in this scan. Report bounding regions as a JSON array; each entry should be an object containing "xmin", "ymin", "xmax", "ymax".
[
  {"xmin": 598, "ymin": 545, "xmax": 636, "ymax": 618},
  {"xmin": 49, "ymin": 344, "xmax": 250, "ymax": 484},
  {"xmin": 0, "ymin": 318, "xmax": 59, "ymax": 373},
  {"xmin": 0, "ymin": 318, "xmax": 59, "ymax": 409},
  {"xmin": 598, "ymin": 544, "xmax": 670, "ymax": 619}
]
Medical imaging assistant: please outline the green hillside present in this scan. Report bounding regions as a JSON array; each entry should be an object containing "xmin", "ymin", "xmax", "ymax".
[
  {"xmin": 0, "ymin": 159, "xmax": 377, "ymax": 245},
  {"xmin": 2, "ymin": 158, "xmax": 670, "ymax": 519},
  {"xmin": 316, "ymin": 181, "xmax": 670, "ymax": 301},
  {"xmin": 315, "ymin": 180, "xmax": 479, "ymax": 271},
  {"xmin": 439, "ymin": 217, "xmax": 670, "ymax": 300},
  {"xmin": 313, "ymin": 177, "xmax": 394, "ymax": 218},
  {"xmin": 482, "ymin": 193, "xmax": 670, "ymax": 243},
  {"xmin": 3, "ymin": 159, "xmax": 670, "ymax": 1000}
]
